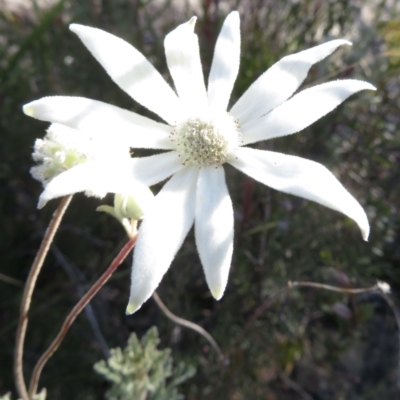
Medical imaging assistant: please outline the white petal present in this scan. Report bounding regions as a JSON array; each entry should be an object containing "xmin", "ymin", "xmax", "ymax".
[
  {"xmin": 231, "ymin": 39, "xmax": 351, "ymax": 123},
  {"xmin": 164, "ymin": 17, "xmax": 207, "ymax": 115},
  {"xmin": 229, "ymin": 147, "xmax": 369, "ymax": 240},
  {"xmin": 38, "ymin": 152, "xmax": 182, "ymax": 207},
  {"xmin": 38, "ymin": 160, "xmax": 135, "ymax": 208},
  {"xmin": 129, "ymin": 151, "xmax": 183, "ymax": 186},
  {"xmin": 69, "ymin": 24, "xmax": 181, "ymax": 124},
  {"xmin": 208, "ymin": 11, "xmax": 240, "ymax": 112},
  {"xmin": 127, "ymin": 166, "xmax": 199, "ymax": 314},
  {"xmin": 195, "ymin": 166, "xmax": 234, "ymax": 300},
  {"xmin": 241, "ymin": 80, "xmax": 376, "ymax": 145},
  {"xmin": 24, "ymin": 96, "xmax": 174, "ymax": 150}
]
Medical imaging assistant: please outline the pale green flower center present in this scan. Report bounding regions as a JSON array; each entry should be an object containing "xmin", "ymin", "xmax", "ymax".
[
  {"xmin": 172, "ymin": 112, "xmax": 241, "ymax": 167},
  {"xmin": 31, "ymin": 124, "xmax": 131, "ymax": 198}
]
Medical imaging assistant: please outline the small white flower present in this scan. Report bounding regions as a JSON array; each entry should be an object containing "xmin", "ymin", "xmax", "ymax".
[
  {"xmin": 30, "ymin": 123, "xmax": 131, "ymax": 204},
  {"xmin": 23, "ymin": 12, "xmax": 375, "ymax": 314},
  {"xmin": 377, "ymin": 281, "xmax": 391, "ymax": 294}
]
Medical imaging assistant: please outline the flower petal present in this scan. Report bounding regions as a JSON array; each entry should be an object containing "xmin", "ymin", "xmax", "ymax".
[
  {"xmin": 38, "ymin": 160, "xmax": 136, "ymax": 208},
  {"xmin": 241, "ymin": 80, "xmax": 376, "ymax": 145},
  {"xmin": 208, "ymin": 11, "xmax": 240, "ymax": 112},
  {"xmin": 195, "ymin": 166, "xmax": 234, "ymax": 300},
  {"xmin": 69, "ymin": 24, "xmax": 181, "ymax": 124},
  {"xmin": 126, "ymin": 166, "xmax": 199, "ymax": 314},
  {"xmin": 230, "ymin": 39, "xmax": 351, "ymax": 123},
  {"xmin": 229, "ymin": 147, "xmax": 369, "ymax": 240},
  {"xmin": 129, "ymin": 151, "xmax": 183, "ymax": 186},
  {"xmin": 164, "ymin": 17, "xmax": 207, "ymax": 115},
  {"xmin": 38, "ymin": 152, "xmax": 182, "ymax": 207},
  {"xmin": 24, "ymin": 96, "xmax": 174, "ymax": 150}
]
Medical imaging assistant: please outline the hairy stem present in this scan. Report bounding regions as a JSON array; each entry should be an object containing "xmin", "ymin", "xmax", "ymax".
[
  {"xmin": 14, "ymin": 195, "xmax": 72, "ymax": 400},
  {"xmin": 28, "ymin": 230, "xmax": 137, "ymax": 397}
]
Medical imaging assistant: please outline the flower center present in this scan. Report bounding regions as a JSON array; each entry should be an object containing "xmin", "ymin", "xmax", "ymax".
[{"xmin": 172, "ymin": 112, "xmax": 241, "ymax": 167}]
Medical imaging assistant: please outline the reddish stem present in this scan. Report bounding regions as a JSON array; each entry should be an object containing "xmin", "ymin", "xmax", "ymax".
[
  {"xmin": 28, "ymin": 235, "xmax": 137, "ymax": 397},
  {"xmin": 14, "ymin": 195, "xmax": 72, "ymax": 400}
]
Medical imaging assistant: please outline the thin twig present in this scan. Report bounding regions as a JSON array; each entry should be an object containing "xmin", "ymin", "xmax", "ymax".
[
  {"xmin": 234, "ymin": 279, "xmax": 396, "ymax": 395},
  {"xmin": 288, "ymin": 280, "xmax": 380, "ymax": 294},
  {"xmin": 28, "ymin": 231, "xmax": 137, "ymax": 397},
  {"xmin": 291, "ymin": 280, "xmax": 400, "ymax": 389},
  {"xmin": 0, "ymin": 273, "xmax": 23, "ymax": 287},
  {"xmin": 14, "ymin": 195, "xmax": 72, "ymax": 400},
  {"xmin": 152, "ymin": 291, "xmax": 226, "ymax": 363},
  {"xmin": 236, "ymin": 281, "xmax": 382, "ymax": 344}
]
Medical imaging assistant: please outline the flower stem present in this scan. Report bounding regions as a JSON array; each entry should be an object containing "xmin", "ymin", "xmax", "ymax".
[
  {"xmin": 152, "ymin": 291, "xmax": 226, "ymax": 362},
  {"xmin": 28, "ymin": 231, "xmax": 137, "ymax": 398},
  {"xmin": 288, "ymin": 280, "xmax": 380, "ymax": 294},
  {"xmin": 14, "ymin": 195, "xmax": 73, "ymax": 400}
]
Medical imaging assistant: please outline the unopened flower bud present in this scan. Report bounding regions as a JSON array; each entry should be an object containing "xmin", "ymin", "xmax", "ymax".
[
  {"xmin": 97, "ymin": 184, "xmax": 154, "ymax": 237},
  {"xmin": 114, "ymin": 189, "xmax": 153, "ymax": 221}
]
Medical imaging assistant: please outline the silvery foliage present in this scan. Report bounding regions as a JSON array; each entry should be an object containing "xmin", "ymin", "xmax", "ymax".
[{"xmin": 94, "ymin": 327, "xmax": 195, "ymax": 400}]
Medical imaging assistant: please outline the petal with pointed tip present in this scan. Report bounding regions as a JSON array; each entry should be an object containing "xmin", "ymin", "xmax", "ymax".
[
  {"xmin": 24, "ymin": 96, "xmax": 174, "ymax": 150},
  {"xmin": 195, "ymin": 166, "xmax": 234, "ymax": 300},
  {"xmin": 38, "ymin": 152, "xmax": 182, "ymax": 207},
  {"xmin": 127, "ymin": 166, "xmax": 199, "ymax": 314},
  {"xmin": 164, "ymin": 17, "xmax": 207, "ymax": 114},
  {"xmin": 37, "ymin": 160, "xmax": 127, "ymax": 208},
  {"xmin": 70, "ymin": 24, "xmax": 181, "ymax": 124},
  {"xmin": 231, "ymin": 39, "xmax": 351, "ymax": 123},
  {"xmin": 229, "ymin": 147, "xmax": 369, "ymax": 240},
  {"xmin": 241, "ymin": 80, "xmax": 376, "ymax": 145},
  {"xmin": 208, "ymin": 11, "xmax": 240, "ymax": 112}
]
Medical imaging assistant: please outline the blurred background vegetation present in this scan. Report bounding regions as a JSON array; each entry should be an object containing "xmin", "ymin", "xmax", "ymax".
[{"xmin": 0, "ymin": 0, "xmax": 400, "ymax": 398}]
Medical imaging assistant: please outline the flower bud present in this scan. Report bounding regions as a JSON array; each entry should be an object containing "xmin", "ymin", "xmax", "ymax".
[
  {"xmin": 97, "ymin": 184, "xmax": 154, "ymax": 237},
  {"xmin": 114, "ymin": 189, "xmax": 154, "ymax": 221}
]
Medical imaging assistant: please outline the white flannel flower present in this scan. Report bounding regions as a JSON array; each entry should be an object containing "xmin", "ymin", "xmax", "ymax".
[
  {"xmin": 30, "ymin": 123, "xmax": 132, "ymax": 203},
  {"xmin": 23, "ymin": 12, "xmax": 375, "ymax": 314}
]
